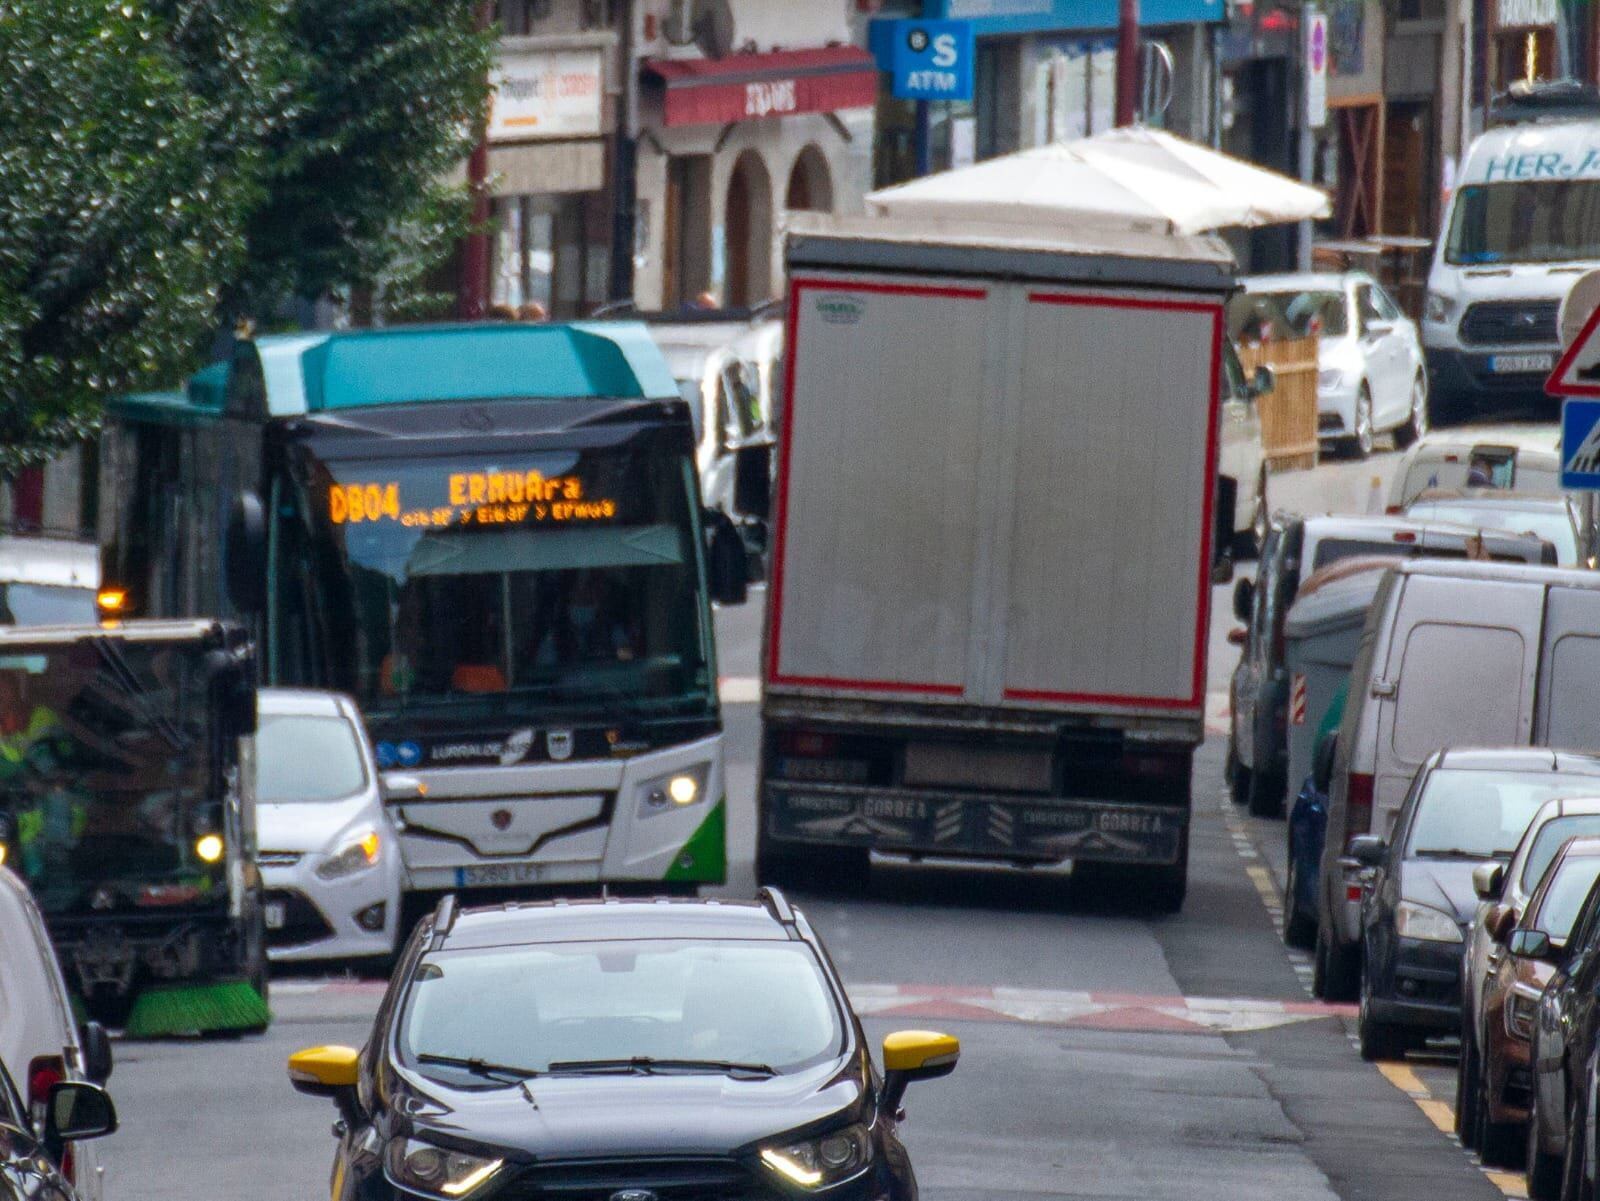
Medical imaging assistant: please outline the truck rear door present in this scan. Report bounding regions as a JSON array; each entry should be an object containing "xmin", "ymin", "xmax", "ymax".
[{"xmin": 1534, "ymin": 584, "xmax": 1600, "ymax": 750}]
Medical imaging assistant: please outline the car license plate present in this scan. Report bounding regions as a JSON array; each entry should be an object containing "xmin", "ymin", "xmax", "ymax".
[
  {"xmin": 263, "ymin": 901, "xmax": 286, "ymax": 930},
  {"xmin": 1489, "ymin": 353, "xmax": 1553, "ymax": 374},
  {"xmin": 456, "ymin": 862, "xmax": 545, "ymax": 887}
]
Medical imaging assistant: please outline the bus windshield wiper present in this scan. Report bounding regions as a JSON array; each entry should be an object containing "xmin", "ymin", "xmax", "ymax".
[
  {"xmin": 546, "ymin": 1057, "xmax": 775, "ymax": 1078},
  {"xmin": 415, "ymin": 1053, "xmax": 542, "ymax": 1082}
]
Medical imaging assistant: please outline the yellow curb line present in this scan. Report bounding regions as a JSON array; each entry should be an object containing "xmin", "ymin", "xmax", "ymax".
[
  {"xmin": 1375, "ymin": 1062, "xmax": 1526, "ymax": 1197},
  {"xmin": 1245, "ymin": 864, "xmax": 1280, "ymax": 909}
]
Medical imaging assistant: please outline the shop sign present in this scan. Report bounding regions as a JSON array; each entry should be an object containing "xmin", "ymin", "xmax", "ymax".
[
  {"xmin": 489, "ymin": 48, "xmax": 603, "ymax": 142},
  {"xmin": 882, "ymin": 19, "xmax": 977, "ymax": 102},
  {"xmin": 1305, "ymin": 11, "xmax": 1328, "ymax": 129},
  {"xmin": 1497, "ymin": 0, "xmax": 1560, "ymax": 28}
]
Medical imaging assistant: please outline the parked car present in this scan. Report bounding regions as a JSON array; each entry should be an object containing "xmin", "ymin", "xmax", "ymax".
[
  {"xmin": 1387, "ymin": 428, "xmax": 1563, "ymax": 511},
  {"xmin": 1404, "ymin": 490, "xmax": 1586, "ymax": 568},
  {"xmin": 1233, "ymin": 271, "xmax": 1427, "ymax": 457},
  {"xmin": 1228, "ymin": 515, "xmax": 1550, "ymax": 818},
  {"xmin": 1350, "ymin": 749, "xmax": 1594, "ymax": 1059},
  {"xmin": 288, "ymin": 890, "xmax": 959, "ymax": 1201},
  {"xmin": 1465, "ymin": 836, "xmax": 1600, "ymax": 1175},
  {"xmin": 1524, "ymin": 825, "xmax": 1600, "ymax": 1199},
  {"xmin": 1317, "ymin": 561, "xmax": 1600, "ymax": 1001},
  {"xmin": 255, "ymin": 689, "xmax": 402, "ymax": 965},
  {"xmin": 0, "ymin": 868, "xmax": 114, "ymax": 1201},
  {"xmin": 1458, "ymin": 789, "xmax": 1600, "ymax": 1171},
  {"xmin": 0, "ymin": 1053, "xmax": 116, "ymax": 1201}
]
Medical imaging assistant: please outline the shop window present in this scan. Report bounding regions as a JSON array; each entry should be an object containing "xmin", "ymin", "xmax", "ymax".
[
  {"xmin": 491, "ymin": 194, "xmax": 611, "ymax": 319},
  {"xmin": 785, "ymin": 145, "xmax": 834, "ymax": 212}
]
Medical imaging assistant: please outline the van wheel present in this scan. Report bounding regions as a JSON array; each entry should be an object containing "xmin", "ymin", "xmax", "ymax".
[
  {"xmin": 1314, "ymin": 923, "xmax": 1360, "ymax": 1002},
  {"xmin": 1226, "ymin": 738, "xmax": 1252, "ymax": 806},
  {"xmin": 1248, "ymin": 768, "xmax": 1285, "ymax": 819}
]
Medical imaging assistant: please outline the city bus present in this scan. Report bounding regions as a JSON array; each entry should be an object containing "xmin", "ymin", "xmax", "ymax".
[{"xmin": 98, "ymin": 323, "xmax": 750, "ymax": 906}]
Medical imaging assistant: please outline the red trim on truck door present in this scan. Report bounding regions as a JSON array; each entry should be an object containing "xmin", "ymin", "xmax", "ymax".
[
  {"xmin": 999, "ymin": 291, "xmax": 1226, "ymax": 711},
  {"xmin": 766, "ymin": 277, "xmax": 986, "ymax": 696}
]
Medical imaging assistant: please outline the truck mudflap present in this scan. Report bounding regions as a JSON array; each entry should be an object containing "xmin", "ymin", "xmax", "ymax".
[{"xmin": 765, "ymin": 784, "xmax": 1186, "ymax": 865}]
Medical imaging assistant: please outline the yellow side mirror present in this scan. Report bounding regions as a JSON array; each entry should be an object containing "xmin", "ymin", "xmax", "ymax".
[
  {"xmin": 288, "ymin": 1045, "xmax": 360, "ymax": 1097},
  {"xmin": 883, "ymin": 1030, "xmax": 961, "ymax": 1075},
  {"xmin": 881, "ymin": 1030, "xmax": 959, "ymax": 1114}
]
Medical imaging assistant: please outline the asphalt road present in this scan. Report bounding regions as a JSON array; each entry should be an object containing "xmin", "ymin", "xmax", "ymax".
[{"xmin": 95, "ymin": 428, "xmax": 1531, "ymax": 1201}]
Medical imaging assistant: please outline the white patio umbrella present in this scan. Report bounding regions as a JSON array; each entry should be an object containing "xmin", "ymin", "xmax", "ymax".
[{"xmin": 866, "ymin": 126, "xmax": 1330, "ymax": 237}]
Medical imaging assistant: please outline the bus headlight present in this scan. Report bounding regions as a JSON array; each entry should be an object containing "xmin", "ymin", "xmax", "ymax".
[{"xmin": 638, "ymin": 765, "xmax": 709, "ymax": 817}]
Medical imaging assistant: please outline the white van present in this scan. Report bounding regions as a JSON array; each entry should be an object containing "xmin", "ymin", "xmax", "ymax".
[
  {"xmin": 1423, "ymin": 115, "xmax": 1600, "ymax": 421},
  {"xmin": 1314, "ymin": 559, "xmax": 1600, "ymax": 998},
  {"xmin": 0, "ymin": 868, "xmax": 113, "ymax": 1200},
  {"xmin": 1387, "ymin": 428, "xmax": 1562, "ymax": 509}
]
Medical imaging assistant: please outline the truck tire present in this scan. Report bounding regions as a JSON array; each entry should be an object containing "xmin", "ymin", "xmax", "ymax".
[
  {"xmin": 1247, "ymin": 767, "xmax": 1286, "ymax": 819},
  {"xmin": 1313, "ymin": 922, "xmax": 1360, "ymax": 1002},
  {"xmin": 1148, "ymin": 827, "xmax": 1189, "ymax": 914}
]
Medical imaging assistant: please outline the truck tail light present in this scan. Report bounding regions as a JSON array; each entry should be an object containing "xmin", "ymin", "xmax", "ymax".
[
  {"xmin": 28, "ymin": 1058, "xmax": 73, "ymax": 1182},
  {"xmin": 781, "ymin": 730, "xmax": 839, "ymax": 758},
  {"xmin": 1345, "ymin": 772, "xmax": 1374, "ymax": 848},
  {"xmin": 1121, "ymin": 750, "xmax": 1189, "ymax": 781}
]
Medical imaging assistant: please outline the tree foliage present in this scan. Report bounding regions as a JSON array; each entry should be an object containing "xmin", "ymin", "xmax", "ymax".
[
  {"xmin": 242, "ymin": 0, "xmax": 493, "ymax": 306},
  {"xmin": 0, "ymin": 0, "xmax": 255, "ymax": 474},
  {"xmin": 0, "ymin": 0, "xmax": 493, "ymax": 470}
]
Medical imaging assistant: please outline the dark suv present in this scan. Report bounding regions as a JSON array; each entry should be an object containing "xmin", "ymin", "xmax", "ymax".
[{"xmin": 288, "ymin": 891, "xmax": 959, "ymax": 1201}]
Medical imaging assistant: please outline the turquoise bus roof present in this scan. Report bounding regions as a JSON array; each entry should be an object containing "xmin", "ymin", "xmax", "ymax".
[{"xmin": 250, "ymin": 322, "xmax": 680, "ymax": 417}]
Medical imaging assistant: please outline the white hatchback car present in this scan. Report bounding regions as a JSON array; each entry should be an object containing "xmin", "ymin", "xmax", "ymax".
[
  {"xmin": 1235, "ymin": 271, "xmax": 1428, "ymax": 458},
  {"xmin": 0, "ymin": 867, "xmax": 113, "ymax": 1201},
  {"xmin": 255, "ymin": 689, "xmax": 401, "ymax": 964}
]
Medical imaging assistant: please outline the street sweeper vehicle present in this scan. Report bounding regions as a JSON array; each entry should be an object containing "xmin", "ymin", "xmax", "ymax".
[{"xmin": 0, "ymin": 619, "xmax": 268, "ymax": 1036}]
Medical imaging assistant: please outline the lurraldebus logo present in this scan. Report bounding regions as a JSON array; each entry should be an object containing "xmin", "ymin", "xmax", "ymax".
[{"xmin": 816, "ymin": 294, "xmax": 865, "ymax": 325}]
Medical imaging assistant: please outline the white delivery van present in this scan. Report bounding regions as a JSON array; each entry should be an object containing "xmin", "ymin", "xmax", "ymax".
[
  {"xmin": 758, "ymin": 215, "xmax": 1238, "ymax": 912},
  {"xmin": 1423, "ymin": 113, "xmax": 1600, "ymax": 422},
  {"xmin": 1315, "ymin": 559, "xmax": 1600, "ymax": 998}
]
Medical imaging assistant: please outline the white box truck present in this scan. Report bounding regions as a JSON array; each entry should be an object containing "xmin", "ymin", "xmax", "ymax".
[{"xmin": 756, "ymin": 216, "xmax": 1237, "ymax": 911}]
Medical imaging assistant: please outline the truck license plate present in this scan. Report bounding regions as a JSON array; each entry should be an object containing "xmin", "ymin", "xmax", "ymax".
[
  {"xmin": 263, "ymin": 901, "xmax": 286, "ymax": 930},
  {"xmin": 456, "ymin": 862, "xmax": 544, "ymax": 887},
  {"xmin": 1490, "ymin": 353, "xmax": 1553, "ymax": 374}
]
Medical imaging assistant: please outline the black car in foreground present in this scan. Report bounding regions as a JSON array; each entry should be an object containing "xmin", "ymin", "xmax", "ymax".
[
  {"xmin": 289, "ymin": 891, "xmax": 959, "ymax": 1201},
  {"xmin": 1352, "ymin": 750, "xmax": 1568, "ymax": 1060},
  {"xmin": 0, "ymin": 1056, "xmax": 115, "ymax": 1200}
]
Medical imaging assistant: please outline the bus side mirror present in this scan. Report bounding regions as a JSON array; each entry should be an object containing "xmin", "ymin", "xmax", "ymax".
[
  {"xmin": 206, "ymin": 651, "xmax": 257, "ymax": 737},
  {"xmin": 706, "ymin": 512, "xmax": 748, "ymax": 607},
  {"xmin": 226, "ymin": 494, "xmax": 267, "ymax": 615}
]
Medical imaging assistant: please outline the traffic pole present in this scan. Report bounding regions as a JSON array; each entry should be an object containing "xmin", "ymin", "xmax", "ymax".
[
  {"xmin": 1115, "ymin": 0, "xmax": 1139, "ymax": 126},
  {"xmin": 458, "ymin": 0, "xmax": 494, "ymax": 320}
]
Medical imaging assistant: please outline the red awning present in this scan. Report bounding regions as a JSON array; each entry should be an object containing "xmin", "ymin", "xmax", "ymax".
[{"xmin": 643, "ymin": 46, "xmax": 877, "ymax": 128}]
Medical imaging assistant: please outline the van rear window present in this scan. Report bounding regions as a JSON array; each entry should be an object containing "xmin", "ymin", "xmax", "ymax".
[{"xmin": 1392, "ymin": 623, "xmax": 1526, "ymax": 763}]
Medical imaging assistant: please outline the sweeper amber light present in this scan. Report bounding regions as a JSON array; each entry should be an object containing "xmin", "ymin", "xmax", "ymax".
[{"xmin": 195, "ymin": 834, "xmax": 224, "ymax": 863}]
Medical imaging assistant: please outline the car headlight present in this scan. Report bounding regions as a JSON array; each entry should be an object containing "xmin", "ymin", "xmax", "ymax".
[
  {"xmin": 1317, "ymin": 367, "xmax": 1345, "ymax": 392},
  {"xmin": 385, "ymin": 1137, "xmax": 503, "ymax": 1198},
  {"xmin": 1508, "ymin": 982, "xmax": 1543, "ymax": 1041},
  {"xmin": 636, "ymin": 764, "xmax": 710, "ymax": 819},
  {"xmin": 1424, "ymin": 291, "xmax": 1454, "ymax": 323},
  {"xmin": 316, "ymin": 829, "xmax": 381, "ymax": 880},
  {"xmin": 760, "ymin": 1124, "xmax": 872, "ymax": 1189},
  {"xmin": 1395, "ymin": 900, "xmax": 1463, "ymax": 943}
]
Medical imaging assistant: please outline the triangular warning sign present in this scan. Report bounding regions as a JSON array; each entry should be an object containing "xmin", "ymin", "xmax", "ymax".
[{"xmin": 1547, "ymin": 302, "xmax": 1600, "ymax": 397}]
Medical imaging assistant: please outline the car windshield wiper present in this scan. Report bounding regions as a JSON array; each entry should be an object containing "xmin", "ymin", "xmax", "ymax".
[
  {"xmin": 1412, "ymin": 847, "xmax": 1498, "ymax": 860},
  {"xmin": 545, "ymin": 1057, "xmax": 775, "ymax": 1078},
  {"xmin": 415, "ymin": 1053, "xmax": 542, "ymax": 1082}
]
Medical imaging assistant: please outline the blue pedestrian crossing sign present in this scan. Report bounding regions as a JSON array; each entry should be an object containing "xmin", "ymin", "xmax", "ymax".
[
  {"xmin": 1561, "ymin": 398, "xmax": 1600, "ymax": 489},
  {"xmin": 884, "ymin": 19, "xmax": 975, "ymax": 102}
]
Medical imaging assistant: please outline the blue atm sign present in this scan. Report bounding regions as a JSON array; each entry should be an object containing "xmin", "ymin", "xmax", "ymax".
[{"xmin": 888, "ymin": 20, "xmax": 975, "ymax": 102}]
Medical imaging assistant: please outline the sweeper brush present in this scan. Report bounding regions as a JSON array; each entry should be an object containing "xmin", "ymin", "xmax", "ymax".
[{"xmin": 123, "ymin": 981, "xmax": 270, "ymax": 1038}]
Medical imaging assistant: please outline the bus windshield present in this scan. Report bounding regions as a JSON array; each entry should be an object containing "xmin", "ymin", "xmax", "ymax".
[
  {"xmin": 0, "ymin": 640, "xmax": 217, "ymax": 912},
  {"xmin": 307, "ymin": 441, "xmax": 713, "ymax": 721},
  {"xmin": 1446, "ymin": 181, "xmax": 1600, "ymax": 264}
]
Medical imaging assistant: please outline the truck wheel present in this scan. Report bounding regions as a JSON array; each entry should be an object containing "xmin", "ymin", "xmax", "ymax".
[
  {"xmin": 1148, "ymin": 830, "xmax": 1189, "ymax": 914},
  {"xmin": 1247, "ymin": 768, "xmax": 1285, "ymax": 819},
  {"xmin": 1281, "ymin": 855, "xmax": 1316, "ymax": 949}
]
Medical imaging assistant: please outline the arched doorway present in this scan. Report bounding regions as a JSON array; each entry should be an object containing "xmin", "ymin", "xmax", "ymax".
[
  {"xmin": 785, "ymin": 144, "xmax": 834, "ymax": 212},
  {"xmin": 724, "ymin": 151, "xmax": 772, "ymax": 308}
]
